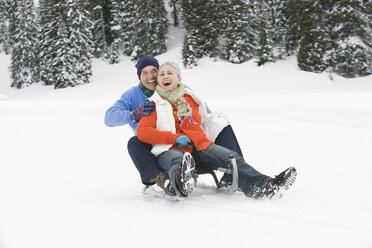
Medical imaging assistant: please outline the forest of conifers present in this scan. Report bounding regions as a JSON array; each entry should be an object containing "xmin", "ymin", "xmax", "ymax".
[{"xmin": 0, "ymin": 0, "xmax": 371, "ymax": 89}]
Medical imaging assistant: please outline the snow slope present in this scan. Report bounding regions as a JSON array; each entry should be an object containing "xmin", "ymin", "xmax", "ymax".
[{"xmin": 1, "ymin": 28, "xmax": 372, "ymax": 248}]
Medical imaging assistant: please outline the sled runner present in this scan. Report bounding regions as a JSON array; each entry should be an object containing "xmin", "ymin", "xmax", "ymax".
[
  {"xmin": 189, "ymin": 143, "xmax": 239, "ymax": 194},
  {"xmin": 143, "ymin": 145, "xmax": 240, "ymax": 200},
  {"xmin": 192, "ymin": 155, "xmax": 238, "ymax": 194}
]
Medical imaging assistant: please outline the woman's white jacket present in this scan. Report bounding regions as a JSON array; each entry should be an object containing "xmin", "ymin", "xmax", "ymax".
[{"xmin": 147, "ymin": 89, "xmax": 230, "ymax": 157}]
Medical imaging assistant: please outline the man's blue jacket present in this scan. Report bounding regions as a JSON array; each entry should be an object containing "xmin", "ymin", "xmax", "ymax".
[
  {"xmin": 104, "ymin": 86, "xmax": 147, "ymax": 134},
  {"xmin": 104, "ymin": 84, "xmax": 211, "ymax": 135}
]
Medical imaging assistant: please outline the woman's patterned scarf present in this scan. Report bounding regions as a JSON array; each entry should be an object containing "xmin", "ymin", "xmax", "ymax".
[{"xmin": 156, "ymin": 84, "xmax": 196, "ymax": 128}]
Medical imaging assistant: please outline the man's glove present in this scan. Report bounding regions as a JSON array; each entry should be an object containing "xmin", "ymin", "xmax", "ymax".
[
  {"xmin": 175, "ymin": 135, "xmax": 191, "ymax": 148},
  {"xmin": 130, "ymin": 99, "xmax": 156, "ymax": 123}
]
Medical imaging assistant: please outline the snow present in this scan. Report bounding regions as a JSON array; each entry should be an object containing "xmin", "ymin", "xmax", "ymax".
[
  {"xmin": 1, "ymin": 27, "xmax": 372, "ymax": 248},
  {"xmin": 0, "ymin": 93, "xmax": 7, "ymax": 100}
]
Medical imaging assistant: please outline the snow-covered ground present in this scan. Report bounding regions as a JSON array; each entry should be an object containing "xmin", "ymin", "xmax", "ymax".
[{"xmin": 1, "ymin": 29, "xmax": 372, "ymax": 247}]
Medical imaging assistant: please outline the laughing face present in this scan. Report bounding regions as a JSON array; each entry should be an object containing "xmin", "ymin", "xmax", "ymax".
[
  {"xmin": 157, "ymin": 64, "xmax": 181, "ymax": 92},
  {"xmin": 140, "ymin": 65, "xmax": 158, "ymax": 91}
]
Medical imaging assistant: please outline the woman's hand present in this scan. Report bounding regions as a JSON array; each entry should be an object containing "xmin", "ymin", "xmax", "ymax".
[{"xmin": 175, "ymin": 135, "xmax": 191, "ymax": 148}]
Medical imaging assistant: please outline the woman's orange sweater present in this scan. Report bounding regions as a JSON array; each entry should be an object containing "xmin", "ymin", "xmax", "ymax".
[{"xmin": 137, "ymin": 95, "xmax": 212, "ymax": 153}]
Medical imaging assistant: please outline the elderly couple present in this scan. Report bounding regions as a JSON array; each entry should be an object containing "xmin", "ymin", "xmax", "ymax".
[{"xmin": 105, "ymin": 54, "xmax": 297, "ymax": 199}]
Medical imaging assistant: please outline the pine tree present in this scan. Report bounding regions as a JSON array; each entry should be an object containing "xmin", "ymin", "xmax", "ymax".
[
  {"xmin": 254, "ymin": 0, "xmax": 275, "ymax": 66},
  {"xmin": 87, "ymin": 0, "xmax": 113, "ymax": 58},
  {"xmin": 284, "ymin": 0, "xmax": 301, "ymax": 54},
  {"xmin": 105, "ymin": 39, "xmax": 120, "ymax": 64},
  {"xmin": 1, "ymin": 0, "xmax": 19, "ymax": 55},
  {"xmin": 181, "ymin": 0, "xmax": 220, "ymax": 67},
  {"xmin": 53, "ymin": 15, "xmax": 79, "ymax": 89},
  {"xmin": 39, "ymin": 0, "xmax": 93, "ymax": 89},
  {"xmin": 182, "ymin": 31, "xmax": 198, "ymax": 67},
  {"xmin": 101, "ymin": 0, "xmax": 115, "ymax": 46},
  {"xmin": 328, "ymin": 0, "xmax": 372, "ymax": 77},
  {"xmin": 297, "ymin": 1, "xmax": 329, "ymax": 73},
  {"xmin": 65, "ymin": 0, "xmax": 93, "ymax": 85},
  {"xmin": 168, "ymin": 0, "xmax": 181, "ymax": 27},
  {"xmin": 88, "ymin": 0, "xmax": 107, "ymax": 58},
  {"xmin": 199, "ymin": 0, "xmax": 220, "ymax": 57},
  {"xmin": 105, "ymin": 0, "xmax": 121, "ymax": 63},
  {"xmin": 132, "ymin": 0, "xmax": 168, "ymax": 59},
  {"xmin": 10, "ymin": 0, "xmax": 39, "ymax": 88},
  {"xmin": 0, "ymin": 0, "xmax": 6, "ymax": 52},
  {"xmin": 221, "ymin": 0, "xmax": 255, "ymax": 63},
  {"xmin": 39, "ymin": 0, "xmax": 57, "ymax": 86},
  {"xmin": 269, "ymin": 0, "xmax": 289, "ymax": 59},
  {"xmin": 181, "ymin": 0, "xmax": 199, "ymax": 67},
  {"xmin": 119, "ymin": 0, "xmax": 136, "ymax": 56}
]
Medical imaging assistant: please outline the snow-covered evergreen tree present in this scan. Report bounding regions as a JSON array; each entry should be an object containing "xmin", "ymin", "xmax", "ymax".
[
  {"xmin": 252, "ymin": 0, "xmax": 290, "ymax": 66},
  {"xmin": 87, "ymin": 0, "xmax": 113, "ymax": 58},
  {"xmin": 168, "ymin": 0, "xmax": 181, "ymax": 27},
  {"xmin": 65, "ymin": 0, "xmax": 93, "ymax": 85},
  {"xmin": 269, "ymin": 0, "xmax": 289, "ymax": 59},
  {"xmin": 119, "ymin": 0, "xmax": 136, "ymax": 56},
  {"xmin": 131, "ymin": 0, "xmax": 168, "ymax": 59},
  {"xmin": 105, "ymin": 40, "xmax": 120, "ymax": 64},
  {"xmin": 39, "ymin": 0, "xmax": 61, "ymax": 86},
  {"xmin": 104, "ymin": 0, "xmax": 121, "ymax": 63},
  {"xmin": 221, "ymin": 0, "xmax": 255, "ymax": 64},
  {"xmin": 181, "ymin": 0, "xmax": 199, "ymax": 67},
  {"xmin": 101, "ymin": 0, "xmax": 115, "ymax": 46},
  {"xmin": 285, "ymin": 0, "xmax": 309, "ymax": 53},
  {"xmin": 328, "ymin": 0, "xmax": 372, "ymax": 77},
  {"xmin": 182, "ymin": 30, "xmax": 198, "ymax": 67},
  {"xmin": 53, "ymin": 15, "xmax": 79, "ymax": 89},
  {"xmin": 297, "ymin": 1, "xmax": 329, "ymax": 73},
  {"xmin": 254, "ymin": 0, "xmax": 275, "ymax": 66},
  {"xmin": 88, "ymin": 1, "xmax": 106, "ymax": 58},
  {"xmin": 10, "ymin": 0, "xmax": 39, "ymax": 88},
  {"xmin": 181, "ymin": 0, "xmax": 220, "ymax": 67},
  {"xmin": 39, "ymin": 0, "xmax": 93, "ymax": 89},
  {"xmin": 0, "ymin": 0, "xmax": 6, "ymax": 52},
  {"xmin": 1, "ymin": 0, "xmax": 19, "ymax": 55},
  {"xmin": 280, "ymin": 0, "xmax": 298, "ymax": 55}
]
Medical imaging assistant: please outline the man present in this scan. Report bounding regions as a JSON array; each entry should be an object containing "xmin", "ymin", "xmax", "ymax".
[{"xmin": 104, "ymin": 54, "xmax": 243, "ymax": 196}]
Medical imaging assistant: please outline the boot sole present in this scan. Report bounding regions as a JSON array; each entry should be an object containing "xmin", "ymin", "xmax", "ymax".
[
  {"xmin": 266, "ymin": 167, "xmax": 297, "ymax": 199},
  {"xmin": 282, "ymin": 167, "xmax": 297, "ymax": 190},
  {"xmin": 180, "ymin": 152, "xmax": 196, "ymax": 196}
]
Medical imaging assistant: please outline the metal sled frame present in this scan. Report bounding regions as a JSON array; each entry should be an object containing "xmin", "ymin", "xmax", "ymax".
[{"xmin": 192, "ymin": 150, "xmax": 239, "ymax": 194}]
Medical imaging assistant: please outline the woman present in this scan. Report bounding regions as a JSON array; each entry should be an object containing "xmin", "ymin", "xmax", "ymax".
[{"xmin": 137, "ymin": 62, "xmax": 296, "ymax": 198}]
